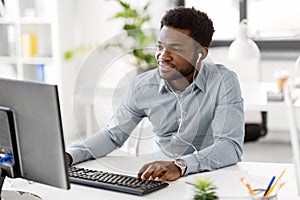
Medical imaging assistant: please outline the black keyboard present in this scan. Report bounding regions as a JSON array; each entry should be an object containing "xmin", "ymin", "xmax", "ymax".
[{"xmin": 68, "ymin": 166, "xmax": 169, "ymax": 196}]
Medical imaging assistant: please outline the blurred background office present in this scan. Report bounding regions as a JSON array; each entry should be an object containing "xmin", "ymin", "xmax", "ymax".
[{"xmin": 0, "ymin": 0, "xmax": 300, "ymax": 163}]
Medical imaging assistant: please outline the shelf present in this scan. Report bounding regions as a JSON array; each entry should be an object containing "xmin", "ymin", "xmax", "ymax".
[
  {"xmin": 0, "ymin": 56, "xmax": 53, "ymax": 65},
  {"xmin": 0, "ymin": 18, "xmax": 52, "ymax": 24},
  {"xmin": 19, "ymin": 18, "xmax": 53, "ymax": 25},
  {"xmin": 0, "ymin": 56, "xmax": 18, "ymax": 64},
  {"xmin": 22, "ymin": 57, "xmax": 53, "ymax": 64},
  {"xmin": 0, "ymin": 18, "xmax": 17, "ymax": 24}
]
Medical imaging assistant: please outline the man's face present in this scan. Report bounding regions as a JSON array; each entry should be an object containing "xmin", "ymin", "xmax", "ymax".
[{"xmin": 155, "ymin": 26, "xmax": 200, "ymax": 81}]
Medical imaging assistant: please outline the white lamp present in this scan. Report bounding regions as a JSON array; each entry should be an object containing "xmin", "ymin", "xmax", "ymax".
[
  {"xmin": 228, "ymin": 19, "xmax": 261, "ymax": 84},
  {"xmin": 228, "ymin": 19, "xmax": 262, "ymax": 126}
]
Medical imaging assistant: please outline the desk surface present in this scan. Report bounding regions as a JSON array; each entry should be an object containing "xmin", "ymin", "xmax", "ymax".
[{"xmin": 3, "ymin": 156, "xmax": 300, "ymax": 200}]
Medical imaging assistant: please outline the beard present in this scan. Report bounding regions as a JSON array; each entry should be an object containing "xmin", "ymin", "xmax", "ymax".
[{"xmin": 158, "ymin": 63, "xmax": 196, "ymax": 82}]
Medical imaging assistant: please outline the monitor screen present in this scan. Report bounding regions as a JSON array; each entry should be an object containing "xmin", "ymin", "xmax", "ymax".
[
  {"xmin": 0, "ymin": 107, "xmax": 13, "ymax": 152},
  {"xmin": 0, "ymin": 78, "xmax": 70, "ymax": 199}
]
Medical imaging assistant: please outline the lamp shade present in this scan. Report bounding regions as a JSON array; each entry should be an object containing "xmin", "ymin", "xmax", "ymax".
[
  {"xmin": 228, "ymin": 19, "xmax": 260, "ymax": 60},
  {"xmin": 228, "ymin": 19, "xmax": 261, "ymax": 84}
]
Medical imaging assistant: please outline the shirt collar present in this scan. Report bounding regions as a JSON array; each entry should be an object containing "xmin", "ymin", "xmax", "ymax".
[
  {"xmin": 194, "ymin": 62, "xmax": 206, "ymax": 92},
  {"xmin": 158, "ymin": 79, "xmax": 168, "ymax": 94},
  {"xmin": 158, "ymin": 62, "xmax": 207, "ymax": 94}
]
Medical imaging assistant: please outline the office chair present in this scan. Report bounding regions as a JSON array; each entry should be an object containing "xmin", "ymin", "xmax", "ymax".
[{"xmin": 244, "ymin": 111, "xmax": 268, "ymax": 142}]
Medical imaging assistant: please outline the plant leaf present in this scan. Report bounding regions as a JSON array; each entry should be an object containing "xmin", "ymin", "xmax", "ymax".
[{"xmin": 118, "ymin": 0, "xmax": 130, "ymax": 10}]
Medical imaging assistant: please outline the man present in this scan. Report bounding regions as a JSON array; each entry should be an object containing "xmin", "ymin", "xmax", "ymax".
[{"xmin": 66, "ymin": 7, "xmax": 244, "ymax": 182}]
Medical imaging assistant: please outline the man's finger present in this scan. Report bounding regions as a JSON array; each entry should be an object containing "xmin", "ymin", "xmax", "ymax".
[
  {"xmin": 137, "ymin": 163, "xmax": 152, "ymax": 179},
  {"xmin": 159, "ymin": 171, "xmax": 170, "ymax": 182},
  {"xmin": 151, "ymin": 167, "xmax": 167, "ymax": 180},
  {"xmin": 140, "ymin": 165, "xmax": 156, "ymax": 180},
  {"xmin": 159, "ymin": 163, "xmax": 181, "ymax": 181}
]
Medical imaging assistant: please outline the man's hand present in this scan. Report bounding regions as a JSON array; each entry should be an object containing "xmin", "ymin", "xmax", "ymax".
[
  {"xmin": 65, "ymin": 153, "xmax": 73, "ymax": 166},
  {"xmin": 137, "ymin": 160, "xmax": 181, "ymax": 182}
]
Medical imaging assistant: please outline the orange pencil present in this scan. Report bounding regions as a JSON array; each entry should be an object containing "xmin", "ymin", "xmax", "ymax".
[{"xmin": 239, "ymin": 178, "xmax": 255, "ymax": 195}]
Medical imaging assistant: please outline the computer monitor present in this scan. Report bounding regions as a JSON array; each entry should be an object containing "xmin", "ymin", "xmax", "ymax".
[{"xmin": 0, "ymin": 78, "xmax": 70, "ymax": 199}]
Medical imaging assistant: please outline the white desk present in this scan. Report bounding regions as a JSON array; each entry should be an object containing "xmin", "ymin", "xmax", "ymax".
[{"xmin": 2, "ymin": 156, "xmax": 300, "ymax": 199}]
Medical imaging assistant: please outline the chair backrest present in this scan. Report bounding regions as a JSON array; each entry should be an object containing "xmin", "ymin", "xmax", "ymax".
[
  {"xmin": 119, "ymin": 118, "xmax": 156, "ymax": 157},
  {"xmin": 244, "ymin": 111, "xmax": 268, "ymax": 143}
]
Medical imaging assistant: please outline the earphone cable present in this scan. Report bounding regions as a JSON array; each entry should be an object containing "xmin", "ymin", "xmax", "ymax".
[{"xmin": 166, "ymin": 66, "xmax": 201, "ymax": 168}]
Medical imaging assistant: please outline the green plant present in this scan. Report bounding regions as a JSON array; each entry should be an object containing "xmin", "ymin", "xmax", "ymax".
[
  {"xmin": 193, "ymin": 179, "xmax": 219, "ymax": 200},
  {"xmin": 63, "ymin": 43, "xmax": 96, "ymax": 61},
  {"xmin": 63, "ymin": 0, "xmax": 157, "ymax": 71},
  {"xmin": 110, "ymin": 0, "xmax": 157, "ymax": 72}
]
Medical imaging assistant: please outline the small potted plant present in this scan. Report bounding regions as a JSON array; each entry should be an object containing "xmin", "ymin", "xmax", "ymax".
[{"xmin": 193, "ymin": 178, "xmax": 219, "ymax": 200}]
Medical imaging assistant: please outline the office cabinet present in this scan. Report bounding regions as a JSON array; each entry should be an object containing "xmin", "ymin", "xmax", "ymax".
[
  {"xmin": 0, "ymin": 0, "xmax": 58, "ymax": 83},
  {"xmin": 0, "ymin": 0, "xmax": 79, "ymax": 139}
]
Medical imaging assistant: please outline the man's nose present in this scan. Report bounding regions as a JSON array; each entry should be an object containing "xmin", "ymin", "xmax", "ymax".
[{"xmin": 159, "ymin": 50, "xmax": 172, "ymax": 61}]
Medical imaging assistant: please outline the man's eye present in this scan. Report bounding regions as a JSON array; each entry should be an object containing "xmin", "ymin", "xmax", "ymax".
[
  {"xmin": 156, "ymin": 45, "xmax": 164, "ymax": 50},
  {"xmin": 171, "ymin": 48, "xmax": 182, "ymax": 52}
]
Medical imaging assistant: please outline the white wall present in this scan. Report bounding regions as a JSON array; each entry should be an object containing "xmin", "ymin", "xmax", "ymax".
[{"xmin": 75, "ymin": 0, "xmax": 174, "ymax": 45}]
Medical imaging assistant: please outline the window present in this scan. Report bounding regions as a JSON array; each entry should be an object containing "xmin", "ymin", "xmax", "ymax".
[
  {"xmin": 185, "ymin": 0, "xmax": 240, "ymax": 40},
  {"xmin": 248, "ymin": 0, "xmax": 300, "ymax": 39},
  {"xmin": 184, "ymin": 0, "xmax": 300, "ymax": 53}
]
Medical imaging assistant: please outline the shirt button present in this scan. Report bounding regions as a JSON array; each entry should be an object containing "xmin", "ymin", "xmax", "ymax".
[
  {"xmin": 173, "ymin": 136, "xmax": 176, "ymax": 140},
  {"xmin": 178, "ymin": 118, "xmax": 181, "ymax": 122}
]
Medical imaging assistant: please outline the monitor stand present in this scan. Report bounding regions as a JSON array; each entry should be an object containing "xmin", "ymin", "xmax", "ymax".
[{"xmin": 0, "ymin": 169, "xmax": 42, "ymax": 200}]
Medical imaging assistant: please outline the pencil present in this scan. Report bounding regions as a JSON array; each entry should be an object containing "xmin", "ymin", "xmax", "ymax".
[
  {"xmin": 239, "ymin": 178, "xmax": 255, "ymax": 195},
  {"xmin": 265, "ymin": 168, "xmax": 286, "ymax": 197},
  {"xmin": 277, "ymin": 182, "xmax": 286, "ymax": 192},
  {"xmin": 263, "ymin": 176, "xmax": 276, "ymax": 196}
]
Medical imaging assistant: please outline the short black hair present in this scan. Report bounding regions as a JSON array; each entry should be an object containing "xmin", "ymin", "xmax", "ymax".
[{"xmin": 160, "ymin": 7, "xmax": 215, "ymax": 48}]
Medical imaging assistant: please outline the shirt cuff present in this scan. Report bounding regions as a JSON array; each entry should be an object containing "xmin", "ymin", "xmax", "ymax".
[
  {"xmin": 66, "ymin": 144, "xmax": 91, "ymax": 165},
  {"xmin": 181, "ymin": 154, "xmax": 199, "ymax": 176}
]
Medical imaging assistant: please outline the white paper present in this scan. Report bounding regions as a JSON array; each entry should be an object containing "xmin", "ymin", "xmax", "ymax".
[{"xmin": 183, "ymin": 170, "xmax": 270, "ymax": 199}]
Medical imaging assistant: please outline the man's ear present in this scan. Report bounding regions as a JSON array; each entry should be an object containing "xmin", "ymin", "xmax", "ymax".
[
  {"xmin": 195, "ymin": 47, "xmax": 208, "ymax": 68},
  {"xmin": 198, "ymin": 47, "xmax": 208, "ymax": 60}
]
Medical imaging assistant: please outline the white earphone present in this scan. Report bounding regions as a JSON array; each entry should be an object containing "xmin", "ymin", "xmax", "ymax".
[
  {"xmin": 198, "ymin": 52, "xmax": 203, "ymax": 59},
  {"xmin": 195, "ymin": 52, "xmax": 203, "ymax": 68}
]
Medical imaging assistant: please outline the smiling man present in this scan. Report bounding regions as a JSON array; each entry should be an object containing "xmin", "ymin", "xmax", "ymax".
[{"xmin": 66, "ymin": 7, "xmax": 244, "ymax": 182}]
